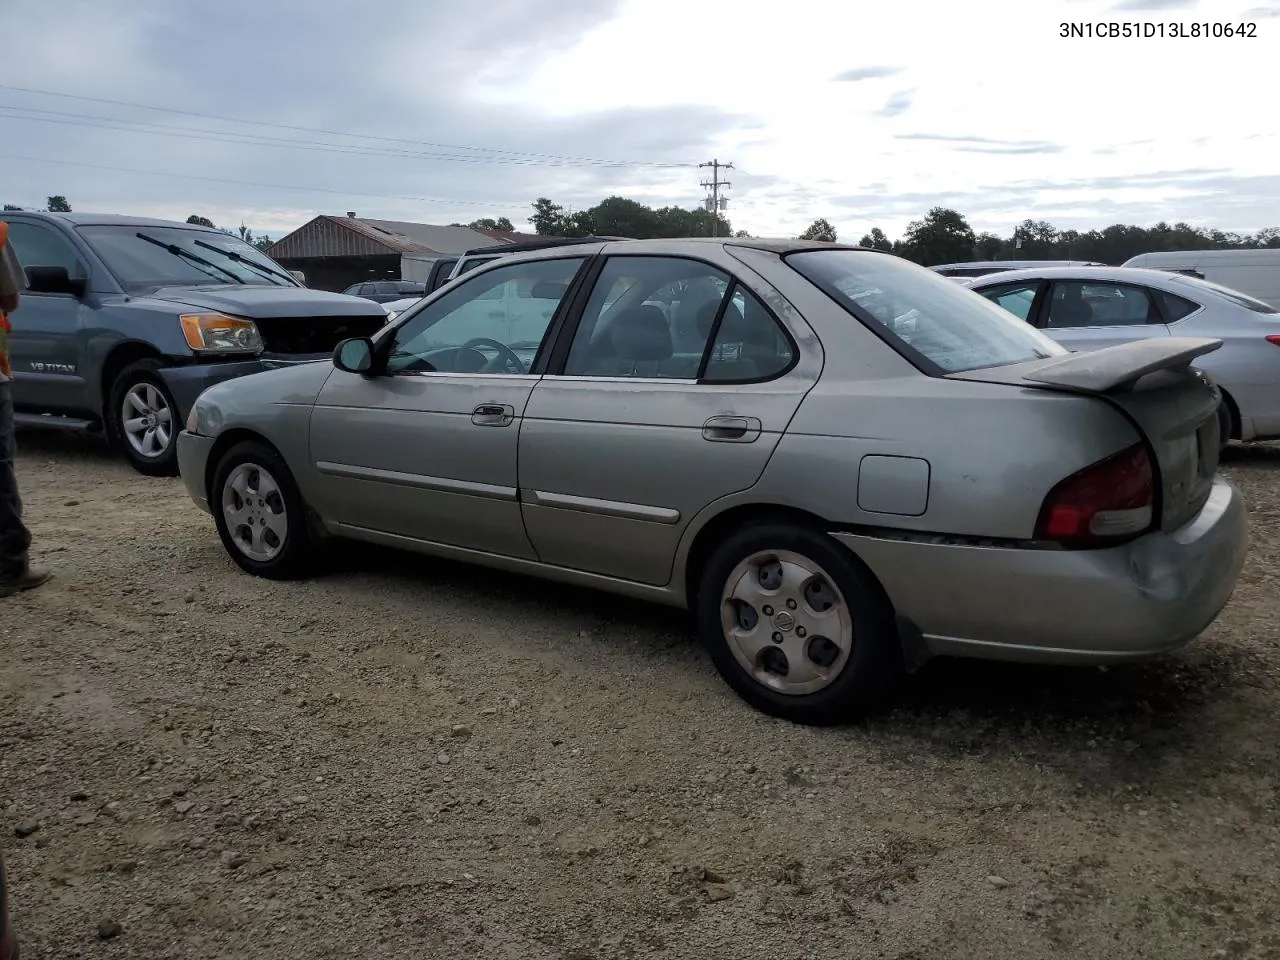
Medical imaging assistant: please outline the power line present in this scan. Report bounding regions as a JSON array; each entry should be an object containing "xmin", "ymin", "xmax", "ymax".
[
  {"xmin": 0, "ymin": 105, "xmax": 667, "ymax": 168},
  {"xmin": 0, "ymin": 153, "xmax": 525, "ymax": 209},
  {"xmin": 0, "ymin": 83, "xmax": 695, "ymax": 170}
]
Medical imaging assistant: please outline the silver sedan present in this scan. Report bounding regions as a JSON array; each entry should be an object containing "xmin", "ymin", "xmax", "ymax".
[
  {"xmin": 969, "ymin": 266, "xmax": 1280, "ymax": 444},
  {"xmin": 177, "ymin": 239, "xmax": 1247, "ymax": 724}
]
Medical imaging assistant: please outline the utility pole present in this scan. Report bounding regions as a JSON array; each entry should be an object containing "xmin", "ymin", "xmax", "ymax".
[{"xmin": 699, "ymin": 159, "xmax": 733, "ymax": 237}]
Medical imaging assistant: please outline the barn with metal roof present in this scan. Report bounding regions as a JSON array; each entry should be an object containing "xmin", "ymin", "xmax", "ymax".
[{"xmin": 264, "ymin": 213, "xmax": 537, "ymax": 291}]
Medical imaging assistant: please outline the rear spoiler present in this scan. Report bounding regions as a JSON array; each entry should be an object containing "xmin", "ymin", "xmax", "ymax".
[{"xmin": 1022, "ymin": 337, "xmax": 1222, "ymax": 394}]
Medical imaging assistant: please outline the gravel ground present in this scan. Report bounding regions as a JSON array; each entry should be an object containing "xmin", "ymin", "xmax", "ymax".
[{"xmin": 2, "ymin": 432, "xmax": 1279, "ymax": 960}]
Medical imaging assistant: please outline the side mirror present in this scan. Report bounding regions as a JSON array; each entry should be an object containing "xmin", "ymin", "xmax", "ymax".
[
  {"xmin": 25, "ymin": 265, "xmax": 86, "ymax": 298},
  {"xmin": 333, "ymin": 337, "xmax": 376, "ymax": 375}
]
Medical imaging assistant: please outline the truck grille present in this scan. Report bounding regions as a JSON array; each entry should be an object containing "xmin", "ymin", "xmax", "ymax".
[{"xmin": 255, "ymin": 316, "xmax": 386, "ymax": 355}]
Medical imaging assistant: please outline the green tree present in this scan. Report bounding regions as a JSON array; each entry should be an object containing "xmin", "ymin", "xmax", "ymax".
[
  {"xmin": 186, "ymin": 215, "xmax": 216, "ymax": 228},
  {"xmin": 858, "ymin": 227, "xmax": 893, "ymax": 251},
  {"xmin": 2, "ymin": 204, "xmax": 22, "ymax": 211},
  {"xmin": 589, "ymin": 196, "xmax": 658, "ymax": 238},
  {"xmin": 530, "ymin": 198, "xmax": 567, "ymax": 236},
  {"xmin": 467, "ymin": 217, "xmax": 515, "ymax": 232},
  {"xmin": 974, "ymin": 231, "xmax": 1004, "ymax": 260},
  {"xmin": 46, "ymin": 195, "xmax": 71, "ymax": 212},
  {"xmin": 899, "ymin": 207, "xmax": 975, "ymax": 265},
  {"xmin": 799, "ymin": 218, "xmax": 838, "ymax": 242}
]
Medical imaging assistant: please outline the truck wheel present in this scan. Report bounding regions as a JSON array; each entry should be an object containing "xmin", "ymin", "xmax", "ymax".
[
  {"xmin": 211, "ymin": 439, "xmax": 314, "ymax": 580},
  {"xmin": 107, "ymin": 359, "xmax": 180, "ymax": 476},
  {"xmin": 696, "ymin": 520, "xmax": 905, "ymax": 725}
]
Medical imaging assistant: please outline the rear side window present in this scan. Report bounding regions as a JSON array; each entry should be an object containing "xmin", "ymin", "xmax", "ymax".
[
  {"xmin": 1171, "ymin": 275, "xmax": 1279, "ymax": 314},
  {"xmin": 788, "ymin": 250, "xmax": 1067, "ymax": 374},
  {"xmin": 1154, "ymin": 289, "xmax": 1200, "ymax": 322}
]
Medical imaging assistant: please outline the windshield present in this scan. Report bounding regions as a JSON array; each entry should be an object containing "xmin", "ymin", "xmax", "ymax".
[
  {"xmin": 1171, "ymin": 274, "xmax": 1279, "ymax": 314},
  {"xmin": 78, "ymin": 225, "xmax": 297, "ymax": 289},
  {"xmin": 788, "ymin": 250, "xmax": 1069, "ymax": 373}
]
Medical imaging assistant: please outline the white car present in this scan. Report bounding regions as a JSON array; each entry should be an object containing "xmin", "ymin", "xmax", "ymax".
[{"xmin": 381, "ymin": 296, "xmax": 422, "ymax": 321}]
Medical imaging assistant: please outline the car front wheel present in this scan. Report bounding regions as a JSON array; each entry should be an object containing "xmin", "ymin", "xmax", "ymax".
[
  {"xmin": 211, "ymin": 440, "xmax": 314, "ymax": 580},
  {"xmin": 108, "ymin": 359, "xmax": 180, "ymax": 476},
  {"xmin": 696, "ymin": 521, "xmax": 904, "ymax": 725}
]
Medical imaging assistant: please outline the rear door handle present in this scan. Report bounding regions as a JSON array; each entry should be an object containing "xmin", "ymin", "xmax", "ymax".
[
  {"xmin": 471, "ymin": 403, "xmax": 514, "ymax": 426},
  {"xmin": 702, "ymin": 415, "xmax": 761, "ymax": 443}
]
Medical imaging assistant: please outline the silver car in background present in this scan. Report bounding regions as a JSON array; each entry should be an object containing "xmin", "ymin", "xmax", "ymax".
[
  {"xmin": 969, "ymin": 266, "xmax": 1280, "ymax": 444},
  {"xmin": 177, "ymin": 239, "xmax": 1247, "ymax": 725}
]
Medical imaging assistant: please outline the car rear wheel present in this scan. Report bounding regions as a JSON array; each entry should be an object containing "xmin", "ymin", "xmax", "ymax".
[
  {"xmin": 211, "ymin": 440, "xmax": 314, "ymax": 580},
  {"xmin": 107, "ymin": 359, "xmax": 180, "ymax": 476},
  {"xmin": 696, "ymin": 521, "xmax": 904, "ymax": 725}
]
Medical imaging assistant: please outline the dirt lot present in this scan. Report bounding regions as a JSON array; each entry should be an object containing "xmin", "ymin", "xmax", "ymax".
[{"xmin": 2, "ymin": 433, "xmax": 1279, "ymax": 959}]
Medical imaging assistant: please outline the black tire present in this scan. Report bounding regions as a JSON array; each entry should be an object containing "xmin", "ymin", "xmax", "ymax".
[
  {"xmin": 210, "ymin": 440, "xmax": 315, "ymax": 580},
  {"xmin": 696, "ymin": 520, "xmax": 904, "ymax": 725},
  {"xmin": 106, "ymin": 359, "xmax": 180, "ymax": 476},
  {"xmin": 1216, "ymin": 397, "xmax": 1233, "ymax": 452}
]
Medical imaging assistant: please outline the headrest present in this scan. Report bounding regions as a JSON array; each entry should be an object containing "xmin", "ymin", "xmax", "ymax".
[{"xmin": 610, "ymin": 305, "xmax": 673, "ymax": 362}]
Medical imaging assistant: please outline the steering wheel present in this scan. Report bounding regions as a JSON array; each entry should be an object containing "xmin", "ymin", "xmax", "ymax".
[{"xmin": 460, "ymin": 337, "xmax": 526, "ymax": 374}]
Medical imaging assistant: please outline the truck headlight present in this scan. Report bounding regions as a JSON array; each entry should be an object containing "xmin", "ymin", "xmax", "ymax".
[
  {"xmin": 186, "ymin": 404, "xmax": 200, "ymax": 433},
  {"xmin": 180, "ymin": 313, "xmax": 264, "ymax": 354}
]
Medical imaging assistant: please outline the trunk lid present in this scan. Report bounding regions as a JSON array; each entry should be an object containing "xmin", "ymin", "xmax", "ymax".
[{"xmin": 949, "ymin": 337, "xmax": 1223, "ymax": 533}]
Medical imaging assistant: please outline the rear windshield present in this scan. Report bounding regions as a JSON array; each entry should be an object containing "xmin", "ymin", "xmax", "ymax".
[
  {"xmin": 788, "ymin": 250, "xmax": 1069, "ymax": 373},
  {"xmin": 1170, "ymin": 274, "xmax": 1278, "ymax": 314}
]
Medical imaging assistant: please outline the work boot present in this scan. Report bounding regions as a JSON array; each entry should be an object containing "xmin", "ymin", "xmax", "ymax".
[{"xmin": 0, "ymin": 565, "xmax": 51, "ymax": 598}]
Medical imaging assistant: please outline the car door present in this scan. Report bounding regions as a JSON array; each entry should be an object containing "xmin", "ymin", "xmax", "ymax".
[
  {"xmin": 518, "ymin": 252, "xmax": 816, "ymax": 585},
  {"xmin": 1, "ymin": 218, "xmax": 93, "ymax": 412},
  {"xmin": 307, "ymin": 255, "xmax": 588, "ymax": 557},
  {"xmin": 1035, "ymin": 279, "xmax": 1170, "ymax": 351}
]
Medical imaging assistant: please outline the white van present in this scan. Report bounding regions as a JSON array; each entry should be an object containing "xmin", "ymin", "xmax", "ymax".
[{"xmin": 1122, "ymin": 249, "xmax": 1280, "ymax": 308}]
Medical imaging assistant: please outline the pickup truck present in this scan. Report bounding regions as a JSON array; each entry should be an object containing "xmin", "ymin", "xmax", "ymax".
[{"xmin": 1, "ymin": 212, "xmax": 388, "ymax": 475}]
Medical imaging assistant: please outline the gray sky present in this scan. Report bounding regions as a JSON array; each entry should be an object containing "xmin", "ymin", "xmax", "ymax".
[{"xmin": 1, "ymin": 0, "xmax": 1278, "ymax": 243}]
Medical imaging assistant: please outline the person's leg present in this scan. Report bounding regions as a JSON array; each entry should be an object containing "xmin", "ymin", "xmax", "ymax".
[{"xmin": 0, "ymin": 382, "xmax": 46, "ymax": 596}]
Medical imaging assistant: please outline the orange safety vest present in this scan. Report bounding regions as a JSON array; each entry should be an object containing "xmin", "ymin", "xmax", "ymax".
[{"xmin": 0, "ymin": 220, "xmax": 12, "ymax": 378}]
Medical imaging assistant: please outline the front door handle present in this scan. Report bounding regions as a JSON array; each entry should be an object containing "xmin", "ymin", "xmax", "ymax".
[
  {"xmin": 471, "ymin": 403, "xmax": 515, "ymax": 426},
  {"xmin": 702, "ymin": 415, "xmax": 761, "ymax": 443}
]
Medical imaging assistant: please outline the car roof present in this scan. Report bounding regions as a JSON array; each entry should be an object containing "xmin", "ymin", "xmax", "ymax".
[
  {"xmin": 465, "ymin": 237, "xmax": 887, "ymax": 266},
  {"xmin": 4, "ymin": 211, "xmax": 222, "ymax": 231},
  {"xmin": 967, "ymin": 265, "xmax": 1199, "ymax": 287}
]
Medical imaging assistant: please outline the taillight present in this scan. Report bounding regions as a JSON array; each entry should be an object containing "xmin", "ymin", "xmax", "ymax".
[
  {"xmin": 1267, "ymin": 335, "xmax": 1280, "ymax": 347},
  {"xmin": 1035, "ymin": 442, "xmax": 1155, "ymax": 547}
]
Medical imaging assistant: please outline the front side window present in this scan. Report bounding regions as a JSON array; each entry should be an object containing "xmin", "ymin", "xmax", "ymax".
[
  {"xmin": 3, "ymin": 221, "xmax": 87, "ymax": 281},
  {"xmin": 1045, "ymin": 281, "xmax": 1157, "ymax": 328},
  {"xmin": 77, "ymin": 225, "xmax": 295, "ymax": 289},
  {"xmin": 789, "ymin": 250, "xmax": 1067, "ymax": 374},
  {"xmin": 978, "ymin": 282, "xmax": 1040, "ymax": 321},
  {"xmin": 386, "ymin": 256, "xmax": 584, "ymax": 375}
]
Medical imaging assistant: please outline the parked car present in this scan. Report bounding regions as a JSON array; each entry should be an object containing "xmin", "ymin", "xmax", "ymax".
[
  {"xmin": 1, "ymin": 853, "xmax": 15, "ymax": 960},
  {"xmin": 176, "ymin": 239, "xmax": 1246, "ymax": 724},
  {"xmin": 969, "ymin": 265, "xmax": 1280, "ymax": 444},
  {"xmin": 381, "ymin": 296, "xmax": 421, "ymax": 321},
  {"xmin": 341, "ymin": 280, "xmax": 427, "ymax": 304},
  {"xmin": 931, "ymin": 260, "xmax": 1106, "ymax": 279},
  {"xmin": 445, "ymin": 236, "xmax": 628, "ymax": 284},
  {"xmin": 1123, "ymin": 249, "xmax": 1280, "ymax": 309},
  {"xmin": 0, "ymin": 212, "xmax": 388, "ymax": 475}
]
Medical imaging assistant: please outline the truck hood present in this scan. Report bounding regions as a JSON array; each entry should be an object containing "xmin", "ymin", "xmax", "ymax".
[{"xmin": 146, "ymin": 284, "xmax": 386, "ymax": 319}]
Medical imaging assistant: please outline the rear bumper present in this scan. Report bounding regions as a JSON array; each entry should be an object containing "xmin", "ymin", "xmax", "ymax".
[
  {"xmin": 177, "ymin": 430, "xmax": 216, "ymax": 514},
  {"xmin": 833, "ymin": 476, "xmax": 1248, "ymax": 664}
]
